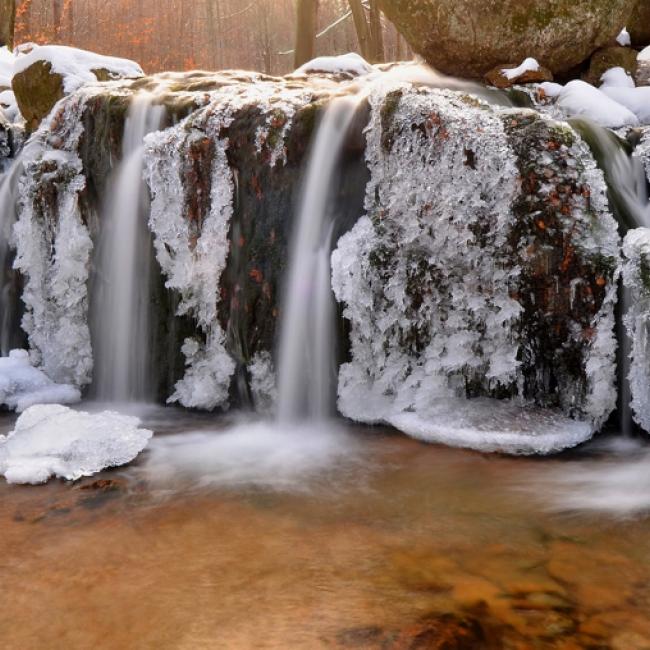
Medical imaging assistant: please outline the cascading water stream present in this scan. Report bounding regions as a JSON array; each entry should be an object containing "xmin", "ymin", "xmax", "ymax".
[
  {"xmin": 570, "ymin": 118, "xmax": 650, "ymax": 434},
  {"xmin": 276, "ymin": 96, "xmax": 360, "ymax": 423},
  {"xmin": 90, "ymin": 94, "xmax": 164, "ymax": 402}
]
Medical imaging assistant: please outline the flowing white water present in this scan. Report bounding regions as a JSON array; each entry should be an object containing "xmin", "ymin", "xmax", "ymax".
[
  {"xmin": 0, "ymin": 141, "xmax": 41, "ymax": 355},
  {"xmin": 91, "ymin": 94, "xmax": 164, "ymax": 402},
  {"xmin": 277, "ymin": 97, "xmax": 360, "ymax": 423}
]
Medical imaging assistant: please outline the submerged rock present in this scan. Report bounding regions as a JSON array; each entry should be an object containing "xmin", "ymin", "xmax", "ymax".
[{"xmin": 377, "ymin": 0, "xmax": 636, "ymax": 79}]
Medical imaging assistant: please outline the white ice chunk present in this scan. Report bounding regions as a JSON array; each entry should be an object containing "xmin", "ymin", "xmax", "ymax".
[
  {"xmin": 502, "ymin": 57, "xmax": 539, "ymax": 80},
  {"xmin": 295, "ymin": 53, "xmax": 374, "ymax": 77},
  {"xmin": 557, "ymin": 80, "xmax": 639, "ymax": 128},
  {"xmin": 0, "ymin": 349, "xmax": 80, "ymax": 412},
  {"xmin": 639, "ymin": 45, "xmax": 650, "ymax": 62},
  {"xmin": 12, "ymin": 44, "xmax": 143, "ymax": 94},
  {"xmin": 0, "ymin": 46, "xmax": 14, "ymax": 89},
  {"xmin": 0, "ymin": 404, "xmax": 153, "ymax": 484}
]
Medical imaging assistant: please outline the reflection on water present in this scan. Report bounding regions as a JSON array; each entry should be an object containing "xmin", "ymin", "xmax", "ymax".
[{"xmin": 1, "ymin": 411, "xmax": 650, "ymax": 648}]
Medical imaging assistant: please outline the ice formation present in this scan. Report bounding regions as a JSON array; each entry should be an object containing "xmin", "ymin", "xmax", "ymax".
[
  {"xmin": 12, "ymin": 44, "xmax": 143, "ymax": 93},
  {"xmin": 13, "ymin": 93, "xmax": 95, "ymax": 386},
  {"xmin": 0, "ymin": 349, "xmax": 80, "ymax": 412},
  {"xmin": 600, "ymin": 67, "xmax": 635, "ymax": 89},
  {"xmin": 144, "ymin": 83, "xmax": 312, "ymax": 410},
  {"xmin": 0, "ymin": 403, "xmax": 152, "ymax": 484},
  {"xmin": 331, "ymin": 85, "xmax": 619, "ymax": 454},
  {"xmin": 622, "ymin": 228, "xmax": 650, "ymax": 433}
]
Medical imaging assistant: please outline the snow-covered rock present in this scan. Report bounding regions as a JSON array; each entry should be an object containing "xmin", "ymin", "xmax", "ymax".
[
  {"xmin": 295, "ymin": 53, "xmax": 374, "ymax": 77},
  {"xmin": 557, "ymin": 80, "xmax": 639, "ymax": 127},
  {"xmin": 12, "ymin": 44, "xmax": 143, "ymax": 127},
  {"xmin": 12, "ymin": 45, "xmax": 143, "ymax": 94},
  {"xmin": 0, "ymin": 404, "xmax": 152, "ymax": 484},
  {"xmin": 600, "ymin": 66, "xmax": 635, "ymax": 88},
  {"xmin": 0, "ymin": 349, "xmax": 80, "ymax": 412},
  {"xmin": 0, "ymin": 46, "xmax": 14, "ymax": 89},
  {"xmin": 600, "ymin": 86, "xmax": 650, "ymax": 123},
  {"xmin": 502, "ymin": 57, "xmax": 540, "ymax": 80}
]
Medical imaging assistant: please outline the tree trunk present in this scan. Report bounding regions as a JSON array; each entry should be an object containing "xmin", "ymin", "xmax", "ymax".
[
  {"xmin": 368, "ymin": 0, "xmax": 385, "ymax": 63},
  {"xmin": 294, "ymin": 0, "xmax": 318, "ymax": 69},
  {"xmin": 348, "ymin": 0, "xmax": 372, "ymax": 61},
  {"xmin": 1, "ymin": 0, "xmax": 16, "ymax": 50}
]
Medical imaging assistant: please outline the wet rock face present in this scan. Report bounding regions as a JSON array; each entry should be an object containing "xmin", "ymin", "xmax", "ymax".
[
  {"xmin": 629, "ymin": 1, "xmax": 650, "ymax": 46},
  {"xmin": 583, "ymin": 46, "xmax": 638, "ymax": 86},
  {"xmin": 378, "ymin": 0, "xmax": 636, "ymax": 78}
]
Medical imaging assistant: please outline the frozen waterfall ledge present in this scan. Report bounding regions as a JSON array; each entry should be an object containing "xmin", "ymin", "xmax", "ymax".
[
  {"xmin": 0, "ymin": 404, "xmax": 153, "ymax": 485},
  {"xmin": 341, "ymin": 390, "xmax": 595, "ymax": 456}
]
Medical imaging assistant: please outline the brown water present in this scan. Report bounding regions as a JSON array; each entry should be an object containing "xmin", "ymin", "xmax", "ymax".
[{"xmin": 1, "ymin": 410, "xmax": 650, "ymax": 650}]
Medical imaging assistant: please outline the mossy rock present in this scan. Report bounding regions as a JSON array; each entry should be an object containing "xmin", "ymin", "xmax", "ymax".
[
  {"xmin": 583, "ymin": 46, "xmax": 638, "ymax": 85},
  {"xmin": 377, "ymin": 0, "xmax": 637, "ymax": 78},
  {"xmin": 629, "ymin": 0, "xmax": 650, "ymax": 46}
]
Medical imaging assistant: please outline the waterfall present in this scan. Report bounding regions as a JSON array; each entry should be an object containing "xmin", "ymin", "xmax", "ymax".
[
  {"xmin": 571, "ymin": 118, "xmax": 650, "ymax": 434},
  {"xmin": 276, "ymin": 97, "xmax": 360, "ymax": 423},
  {"xmin": 90, "ymin": 94, "xmax": 164, "ymax": 402}
]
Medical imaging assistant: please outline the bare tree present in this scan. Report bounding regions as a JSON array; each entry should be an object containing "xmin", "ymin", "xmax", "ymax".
[
  {"xmin": 294, "ymin": 0, "xmax": 318, "ymax": 69},
  {"xmin": 1, "ymin": 0, "xmax": 16, "ymax": 49},
  {"xmin": 348, "ymin": 0, "xmax": 371, "ymax": 60},
  {"xmin": 368, "ymin": 0, "xmax": 384, "ymax": 63}
]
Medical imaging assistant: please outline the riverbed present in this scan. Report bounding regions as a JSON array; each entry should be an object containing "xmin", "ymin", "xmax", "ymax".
[{"xmin": 1, "ymin": 407, "xmax": 649, "ymax": 649}]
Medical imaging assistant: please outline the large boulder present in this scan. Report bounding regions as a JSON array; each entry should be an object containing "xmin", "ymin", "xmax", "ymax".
[
  {"xmin": 378, "ymin": 0, "xmax": 637, "ymax": 78},
  {"xmin": 12, "ymin": 45, "xmax": 143, "ymax": 129},
  {"xmin": 629, "ymin": 1, "xmax": 650, "ymax": 46}
]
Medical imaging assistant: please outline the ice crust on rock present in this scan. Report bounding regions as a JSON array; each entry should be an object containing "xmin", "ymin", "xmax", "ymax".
[
  {"xmin": 0, "ymin": 349, "xmax": 80, "ymax": 412},
  {"xmin": 622, "ymin": 228, "xmax": 650, "ymax": 433},
  {"xmin": 0, "ymin": 403, "xmax": 152, "ymax": 484},
  {"xmin": 12, "ymin": 44, "xmax": 143, "ymax": 94},
  {"xmin": 144, "ymin": 84, "xmax": 313, "ymax": 410},
  {"xmin": 13, "ymin": 93, "xmax": 95, "ymax": 387},
  {"xmin": 331, "ymin": 85, "xmax": 618, "ymax": 454},
  {"xmin": 144, "ymin": 103, "xmax": 236, "ymax": 411}
]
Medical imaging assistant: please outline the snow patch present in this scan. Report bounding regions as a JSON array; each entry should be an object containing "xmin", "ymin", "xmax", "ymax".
[
  {"xmin": 502, "ymin": 57, "xmax": 539, "ymax": 80},
  {"xmin": 616, "ymin": 27, "xmax": 631, "ymax": 47},
  {"xmin": 557, "ymin": 80, "xmax": 639, "ymax": 128},
  {"xmin": 600, "ymin": 66, "xmax": 635, "ymax": 89},
  {"xmin": 0, "ymin": 349, "xmax": 80, "ymax": 412},
  {"xmin": 295, "ymin": 53, "xmax": 374, "ymax": 77},
  {"xmin": 0, "ymin": 404, "xmax": 152, "ymax": 484}
]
